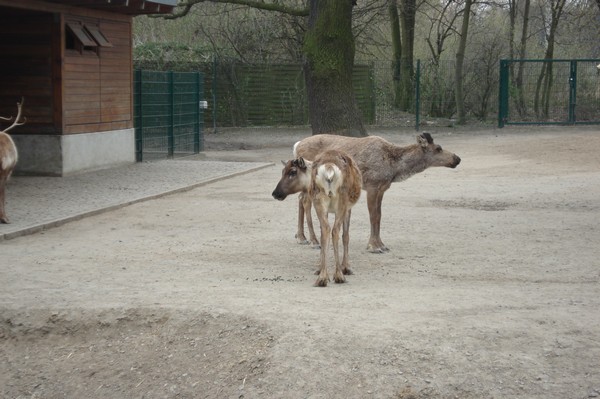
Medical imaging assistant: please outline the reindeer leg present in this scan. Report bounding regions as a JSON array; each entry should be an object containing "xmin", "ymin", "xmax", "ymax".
[
  {"xmin": 332, "ymin": 211, "xmax": 346, "ymax": 284},
  {"xmin": 303, "ymin": 194, "xmax": 320, "ymax": 248},
  {"xmin": 314, "ymin": 202, "xmax": 330, "ymax": 287},
  {"xmin": 366, "ymin": 188, "xmax": 387, "ymax": 253},
  {"xmin": 341, "ymin": 209, "xmax": 353, "ymax": 275},
  {"xmin": 366, "ymin": 188, "xmax": 390, "ymax": 253},
  {"xmin": 374, "ymin": 189, "xmax": 389, "ymax": 252},
  {"xmin": 295, "ymin": 193, "xmax": 309, "ymax": 244},
  {"xmin": 0, "ymin": 176, "xmax": 9, "ymax": 224}
]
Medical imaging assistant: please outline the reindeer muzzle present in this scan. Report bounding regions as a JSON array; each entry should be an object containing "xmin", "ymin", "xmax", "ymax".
[
  {"xmin": 272, "ymin": 189, "xmax": 287, "ymax": 201},
  {"xmin": 451, "ymin": 155, "xmax": 461, "ymax": 168}
]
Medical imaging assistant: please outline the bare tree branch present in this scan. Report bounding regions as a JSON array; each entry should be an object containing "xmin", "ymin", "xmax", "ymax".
[{"xmin": 163, "ymin": 0, "xmax": 309, "ymax": 19}]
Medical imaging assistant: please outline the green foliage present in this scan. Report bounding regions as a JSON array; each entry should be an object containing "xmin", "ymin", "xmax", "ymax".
[{"xmin": 134, "ymin": 42, "xmax": 212, "ymax": 70}]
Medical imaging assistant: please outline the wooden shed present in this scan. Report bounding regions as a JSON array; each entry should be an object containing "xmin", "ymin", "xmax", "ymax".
[{"xmin": 0, "ymin": 0, "xmax": 176, "ymax": 176}]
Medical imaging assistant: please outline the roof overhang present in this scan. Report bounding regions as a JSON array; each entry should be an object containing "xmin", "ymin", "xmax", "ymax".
[{"xmin": 40, "ymin": 0, "xmax": 177, "ymax": 15}]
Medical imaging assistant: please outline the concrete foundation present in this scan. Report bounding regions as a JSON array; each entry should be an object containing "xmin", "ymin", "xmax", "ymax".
[{"xmin": 12, "ymin": 129, "xmax": 135, "ymax": 176}]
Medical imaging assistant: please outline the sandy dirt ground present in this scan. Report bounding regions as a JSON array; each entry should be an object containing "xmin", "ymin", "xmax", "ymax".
[{"xmin": 1, "ymin": 126, "xmax": 600, "ymax": 399}]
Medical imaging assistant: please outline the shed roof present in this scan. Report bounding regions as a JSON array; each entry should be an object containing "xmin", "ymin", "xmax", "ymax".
[{"xmin": 43, "ymin": 0, "xmax": 177, "ymax": 15}]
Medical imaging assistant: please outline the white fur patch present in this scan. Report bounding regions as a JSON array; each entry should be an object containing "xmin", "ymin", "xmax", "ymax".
[
  {"xmin": 299, "ymin": 168, "xmax": 312, "ymax": 190},
  {"xmin": 1, "ymin": 154, "xmax": 16, "ymax": 171},
  {"xmin": 316, "ymin": 163, "xmax": 343, "ymax": 199},
  {"xmin": 292, "ymin": 141, "xmax": 300, "ymax": 158}
]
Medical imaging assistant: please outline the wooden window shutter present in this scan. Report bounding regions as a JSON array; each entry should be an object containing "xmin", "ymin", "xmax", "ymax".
[{"xmin": 85, "ymin": 24, "xmax": 113, "ymax": 47}]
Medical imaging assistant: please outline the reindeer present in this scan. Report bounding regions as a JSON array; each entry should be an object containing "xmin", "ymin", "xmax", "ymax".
[
  {"xmin": 294, "ymin": 133, "xmax": 461, "ymax": 253},
  {"xmin": 309, "ymin": 149, "xmax": 361, "ymax": 287},
  {"xmin": 272, "ymin": 157, "xmax": 320, "ymax": 247},
  {"xmin": 0, "ymin": 98, "xmax": 25, "ymax": 224}
]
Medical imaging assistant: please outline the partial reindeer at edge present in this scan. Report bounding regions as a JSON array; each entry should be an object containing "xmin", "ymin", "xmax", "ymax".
[
  {"xmin": 0, "ymin": 98, "xmax": 25, "ymax": 224},
  {"xmin": 294, "ymin": 133, "xmax": 461, "ymax": 253}
]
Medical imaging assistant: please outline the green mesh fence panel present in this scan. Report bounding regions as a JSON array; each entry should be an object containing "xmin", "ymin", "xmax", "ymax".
[
  {"xmin": 134, "ymin": 59, "xmax": 525, "ymax": 132},
  {"xmin": 499, "ymin": 59, "xmax": 600, "ymax": 127},
  {"xmin": 134, "ymin": 70, "xmax": 204, "ymax": 161},
  {"xmin": 202, "ymin": 61, "xmax": 375, "ymax": 127}
]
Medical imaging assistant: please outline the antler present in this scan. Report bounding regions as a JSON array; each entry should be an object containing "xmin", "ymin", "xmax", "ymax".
[{"xmin": 1, "ymin": 98, "xmax": 26, "ymax": 132}]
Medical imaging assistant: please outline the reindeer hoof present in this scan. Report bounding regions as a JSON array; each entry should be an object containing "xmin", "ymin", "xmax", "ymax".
[
  {"xmin": 295, "ymin": 235, "xmax": 309, "ymax": 245},
  {"xmin": 367, "ymin": 244, "xmax": 389, "ymax": 253},
  {"xmin": 333, "ymin": 274, "xmax": 346, "ymax": 284},
  {"xmin": 314, "ymin": 277, "xmax": 329, "ymax": 287},
  {"xmin": 342, "ymin": 268, "xmax": 353, "ymax": 275},
  {"xmin": 0, "ymin": 217, "xmax": 9, "ymax": 224},
  {"xmin": 311, "ymin": 243, "xmax": 321, "ymax": 250}
]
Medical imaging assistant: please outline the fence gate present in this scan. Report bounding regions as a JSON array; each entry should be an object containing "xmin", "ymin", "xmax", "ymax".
[
  {"xmin": 499, "ymin": 59, "xmax": 600, "ymax": 128},
  {"xmin": 134, "ymin": 70, "xmax": 204, "ymax": 161}
]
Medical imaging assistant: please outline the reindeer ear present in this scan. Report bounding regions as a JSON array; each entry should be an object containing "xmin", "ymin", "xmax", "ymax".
[
  {"xmin": 417, "ymin": 133, "xmax": 433, "ymax": 148},
  {"xmin": 297, "ymin": 157, "xmax": 306, "ymax": 169},
  {"xmin": 281, "ymin": 160, "xmax": 287, "ymax": 166}
]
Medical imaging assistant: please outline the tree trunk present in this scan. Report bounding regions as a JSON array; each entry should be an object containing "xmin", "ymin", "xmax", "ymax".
[
  {"xmin": 389, "ymin": 0, "xmax": 402, "ymax": 109},
  {"xmin": 515, "ymin": 0, "xmax": 530, "ymax": 117},
  {"xmin": 534, "ymin": 0, "xmax": 565, "ymax": 119},
  {"xmin": 303, "ymin": 0, "xmax": 366, "ymax": 136},
  {"xmin": 398, "ymin": 0, "xmax": 416, "ymax": 111},
  {"xmin": 455, "ymin": 0, "xmax": 472, "ymax": 124}
]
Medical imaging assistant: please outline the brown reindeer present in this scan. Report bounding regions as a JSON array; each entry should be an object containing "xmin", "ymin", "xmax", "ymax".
[
  {"xmin": 294, "ymin": 133, "xmax": 461, "ymax": 253},
  {"xmin": 0, "ymin": 98, "xmax": 25, "ymax": 224},
  {"xmin": 309, "ymin": 149, "xmax": 361, "ymax": 287},
  {"xmin": 272, "ymin": 157, "xmax": 320, "ymax": 247}
]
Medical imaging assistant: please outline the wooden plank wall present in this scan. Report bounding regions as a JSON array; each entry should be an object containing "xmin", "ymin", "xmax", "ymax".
[
  {"xmin": 64, "ymin": 15, "xmax": 133, "ymax": 134},
  {"xmin": 0, "ymin": 5, "xmax": 133, "ymax": 136},
  {"xmin": 0, "ymin": 8, "xmax": 56, "ymax": 134}
]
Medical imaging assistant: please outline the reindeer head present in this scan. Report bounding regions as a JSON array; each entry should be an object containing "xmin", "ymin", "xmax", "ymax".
[
  {"xmin": 416, "ymin": 133, "xmax": 461, "ymax": 169},
  {"xmin": 272, "ymin": 157, "xmax": 313, "ymax": 201}
]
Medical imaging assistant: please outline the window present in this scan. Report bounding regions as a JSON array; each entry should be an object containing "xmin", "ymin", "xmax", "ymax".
[
  {"xmin": 66, "ymin": 21, "xmax": 112, "ymax": 54},
  {"xmin": 84, "ymin": 24, "xmax": 113, "ymax": 48}
]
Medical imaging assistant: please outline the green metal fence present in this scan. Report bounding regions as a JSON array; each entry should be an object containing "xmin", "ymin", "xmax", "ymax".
[
  {"xmin": 204, "ymin": 61, "xmax": 375, "ymax": 127},
  {"xmin": 135, "ymin": 58, "xmax": 588, "ymax": 133},
  {"xmin": 134, "ymin": 70, "xmax": 204, "ymax": 161},
  {"xmin": 499, "ymin": 59, "xmax": 600, "ymax": 127},
  {"xmin": 200, "ymin": 59, "xmax": 501, "ymax": 129}
]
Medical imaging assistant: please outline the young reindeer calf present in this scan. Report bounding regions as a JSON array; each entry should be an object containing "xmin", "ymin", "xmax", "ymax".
[
  {"xmin": 0, "ymin": 98, "xmax": 25, "ymax": 224},
  {"xmin": 309, "ymin": 150, "xmax": 362, "ymax": 287},
  {"xmin": 272, "ymin": 157, "xmax": 319, "ymax": 247}
]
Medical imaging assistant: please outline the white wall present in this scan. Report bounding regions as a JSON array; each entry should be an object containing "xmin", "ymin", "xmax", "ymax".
[{"xmin": 12, "ymin": 129, "xmax": 135, "ymax": 176}]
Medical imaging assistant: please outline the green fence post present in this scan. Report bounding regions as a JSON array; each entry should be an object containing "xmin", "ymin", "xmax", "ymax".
[
  {"xmin": 568, "ymin": 60, "xmax": 577, "ymax": 124},
  {"xmin": 212, "ymin": 56, "xmax": 218, "ymax": 133},
  {"xmin": 194, "ymin": 71, "xmax": 200, "ymax": 153},
  {"xmin": 498, "ymin": 60, "xmax": 509, "ymax": 128},
  {"xmin": 199, "ymin": 72, "xmax": 205, "ymax": 151},
  {"xmin": 168, "ymin": 70, "xmax": 174, "ymax": 158},
  {"xmin": 415, "ymin": 59, "xmax": 421, "ymax": 131},
  {"xmin": 135, "ymin": 69, "xmax": 143, "ymax": 162}
]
